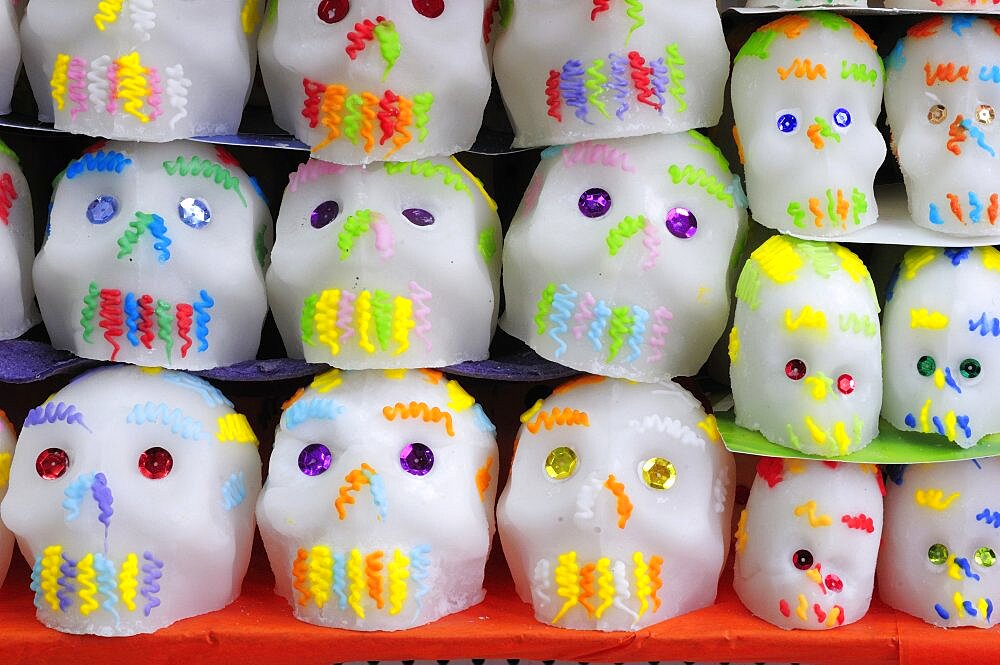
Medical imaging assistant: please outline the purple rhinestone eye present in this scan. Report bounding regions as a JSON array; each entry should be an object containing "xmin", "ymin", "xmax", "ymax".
[
  {"xmin": 402, "ymin": 208, "xmax": 435, "ymax": 227},
  {"xmin": 399, "ymin": 442, "xmax": 434, "ymax": 476},
  {"xmin": 310, "ymin": 200, "xmax": 340, "ymax": 229},
  {"xmin": 665, "ymin": 207, "xmax": 698, "ymax": 239},
  {"xmin": 578, "ymin": 187, "xmax": 612, "ymax": 218},
  {"xmin": 298, "ymin": 443, "xmax": 333, "ymax": 476}
]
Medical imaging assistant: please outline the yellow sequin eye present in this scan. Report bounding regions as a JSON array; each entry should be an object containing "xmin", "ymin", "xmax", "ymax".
[
  {"xmin": 544, "ymin": 446, "xmax": 578, "ymax": 480},
  {"xmin": 928, "ymin": 543, "xmax": 949, "ymax": 565},
  {"xmin": 977, "ymin": 104, "xmax": 996, "ymax": 125},
  {"xmin": 928, "ymin": 104, "xmax": 948, "ymax": 125},
  {"xmin": 975, "ymin": 547, "xmax": 997, "ymax": 568},
  {"xmin": 640, "ymin": 457, "xmax": 676, "ymax": 490}
]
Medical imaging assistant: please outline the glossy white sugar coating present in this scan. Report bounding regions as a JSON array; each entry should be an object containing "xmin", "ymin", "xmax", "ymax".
[
  {"xmin": 21, "ymin": 0, "xmax": 261, "ymax": 141},
  {"xmin": 259, "ymin": 1, "xmax": 491, "ymax": 165},
  {"xmin": 882, "ymin": 246, "xmax": 1000, "ymax": 448},
  {"xmin": 732, "ymin": 13, "xmax": 884, "ymax": 237},
  {"xmin": 734, "ymin": 459, "xmax": 884, "ymax": 630},
  {"xmin": 885, "ymin": 16, "xmax": 1000, "ymax": 236},
  {"xmin": 267, "ymin": 158, "xmax": 501, "ymax": 369},
  {"xmin": 493, "ymin": 0, "xmax": 729, "ymax": 149},
  {"xmin": 34, "ymin": 140, "xmax": 272, "ymax": 370},
  {"xmin": 0, "ymin": 0, "xmax": 20, "ymax": 115},
  {"xmin": 257, "ymin": 369, "xmax": 498, "ymax": 631},
  {"xmin": 498, "ymin": 377, "xmax": 735, "ymax": 631},
  {"xmin": 0, "ymin": 141, "xmax": 39, "ymax": 340},
  {"xmin": 0, "ymin": 411, "xmax": 15, "ymax": 589},
  {"xmin": 501, "ymin": 133, "xmax": 747, "ymax": 382},
  {"xmin": 878, "ymin": 459, "xmax": 1000, "ymax": 628},
  {"xmin": 0, "ymin": 365, "xmax": 262, "ymax": 636},
  {"xmin": 731, "ymin": 236, "xmax": 882, "ymax": 456}
]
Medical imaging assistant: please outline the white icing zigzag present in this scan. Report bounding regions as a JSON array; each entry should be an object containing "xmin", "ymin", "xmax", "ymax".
[
  {"xmin": 128, "ymin": 0, "xmax": 157, "ymax": 41},
  {"xmin": 164, "ymin": 64, "xmax": 191, "ymax": 130},
  {"xmin": 87, "ymin": 55, "xmax": 112, "ymax": 110},
  {"xmin": 627, "ymin": 414, "xmax": 705, "ymax": 448}
]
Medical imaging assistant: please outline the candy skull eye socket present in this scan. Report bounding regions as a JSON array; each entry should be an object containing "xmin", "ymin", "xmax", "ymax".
[
  {"xmin": 400, "ymin": 442, "xmax": 435, "ymax": 476},
  {"xmin": 36, "ymin": 448, "xmax": 69, "ymax": 480},
  {"xmin": 317, "ymin": 0, "xmax": 350, "ymax": 23},
  {"xmin": 785, "ymin": 359, "xmax": 807, "ymax": 381},
  {"xmin": 310, "ymin": 200, "xmax": 340, "ymax": 229},
  {"xmin": 402, "ymin": 208, "xmax": 435, "ymax": 227},
  {"xmin": 412, "ymin": 0, "xmax": 445, "ymax": 18},
  {"xmin": 298, "ymin": 443, "xmax": 333, "ymax": 476},
  {"xmin": 792, "ymin": 549, "xmax": 814, "ymax": 570},
  {"xmin": 665, "ymin": 207, "xmax": 698, "ymax": 239},
  {"xmin": 86, "ymin": 195, "xmax": 119, "ymax": 225},
  {"xmin": 977, "ymin": 104, "xmax": 996, "ymax": 126},
  {"xmin": 837, "ymin": 373, "xmax": 855, "ymax": 395},
  {"xmin": 578, "ymin": 187, "xmax": 612, "ymax": 218},
  {"xmin": 960, "ymin": 358, "xmax": 982, "ymax": 379},
  {"xmin": 975, "ymin": 546, "xmax": 997, "ymax": 567},
  {"xmin": 833, "ymin": 107, "xmax": 852, "ymax": 128},
  {"xmin": 928, "ymin": 543, "xmax": 949, "ymax": 565},
  {"xmin": 544, "ymin": 446, "xmax": 578, "ymax": 480},
  {"xmin": 138, "ymin": 447, "xmax": 173, "ymax": 479},
  {"xmin": 640, "ymin": 457, "xmax": 676, "ymax": 490},
  {"xmin": 776, "ymin": 112, "xmax": 799, "ymax": 134},
  {"xmin": 178, "ymin": 197, "xmax": 211, "ymax": 229},
  {"xmin": 928, "ymin": 104, "xmax": 948, "ymax": 125},
  {"xmin": 917, "ymin": 355, "xmax": 937, "ymax": 377}
]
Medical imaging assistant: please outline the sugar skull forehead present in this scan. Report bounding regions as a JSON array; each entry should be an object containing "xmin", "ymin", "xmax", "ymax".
[
  {"xmin": 734, "ymin": 459, "xmax": 884, "ymax": 630},
  {"xmin": 257, "ymin": 368, "xmax": 498, "ymax": 630},
  {"xmin": 501, "ymin": 132, "xmax": 747, "ymax": 382},
  {"xmin": 878, "ymin": 459, "xmax": 1000, "ymax": 628},
  {"xmin": 0, "ymin": 140, "xmax": 40, "ymax": 340},
  {"xmin": 34, "ymin": 140, "xmax": 272, "ymax": 370},
  {"xmin": 882, "ymin": 247, "xmax": 1000, "ymax": 448},
  {"xmin": 732, "ymin": 13, "xmax": 884, "ymax": 236},
  {"xmin": 0, "ymin": 365, "xmax": 262, "ymax": 635},
  {"xmin": 258, "ymin": 0, "xmax": 491, "ymax": 165},
  {"xmin": 885, "ymin": 17, "xmax": 1000, "ymax": 236},
  {"xmin": 21, "ymin": 0, "xmax": 262, "ymax": 141},
  {"xmin": 493, "ymin": 0, "xmax": 729, "ymax": 149},
  {"xmin": 267, "ymin": 157, "xmax": 501, "ymax": 369},
  {"xmin": 731, "ymin": 236, "xmax": 882, "ymax": 456},
  {"xmin": 498, "ymin": 377, "xmax": 735, "ymax": 631}
]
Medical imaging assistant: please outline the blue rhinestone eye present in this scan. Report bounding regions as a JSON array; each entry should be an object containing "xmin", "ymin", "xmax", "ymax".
[
  {"xmin": 777, "ymin": 113, "xmax": 799, "ymax": 134},
  {"xmin": 833, "ymin": 107, "xmax": 852, "ymax": 128},
  {"xmin": 403, "ymin": 208, "xmax": 435, "ymax": 227},
  {"xmin": 86, "ymin": 195, "xmax": 119, "ymax": 225},
  {"xmin": 178, "ymin": 197, "xmax": 211, "ymax": 228},
  {"xmin": 311, "ymin": 200, "xmax": 340, "ymax": 229},
  {"xmin": 578, "ymin": 188, "xmax": 612, "ymax": 218}
]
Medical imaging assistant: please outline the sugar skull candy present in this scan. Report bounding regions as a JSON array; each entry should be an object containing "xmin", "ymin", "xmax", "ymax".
[
  {"xmin": 257, "ymin": 368, "xmax": 498, "ymax": 631},
  {"xmin": 0, "ymin": 139, "xmax": 40, "ymax": 340},
  {"xmin": 34, "ymin": 140, "xmax": 272, "ymax": 370},
  {"xmin": 881, "ymin": 246, "xmax": 1000, "ymax": 448},
  {"xmin": 498, "ymin": 377, "xmax": 735, "ymax": 631},
  {"xmin": 734, "ymin": 459, "xmax": 884, "ymax": 630},
  {"xmin": 501, "ymin": 132, "xmax": 747, "ymax": 382},
  {"xmin": 731, "ymin": 236, "xmax": 882, "ymax": 456},
  {"xmin": 0, "ymin": 365, "xmax": 262, "ymax": 635},
  {"xmin": 0, "ymin": 0, "xmax": 20, "ymax": 115},
  {"xmin": 885, "ymin": 16, "xmax": 1000, "ymax": 236},
  {"xmin": 732, "ymin": 13, "xmax": 884, "ymax": 237},
  {"xmin": 879, "ymin": 459, "xmax": 1000, "ymax": 628},
  {"xmin": 493, "ymin": 0, "xmax": 729, "ymax": 149},
  {"xmin": 0, "ymin": 410, "xmax": 15, "ymax": 588},
  {"xmin": 258, "ymin": 0, "xmax": 491, "ymax": 165},
  {"xmin": 268, "ymin": 158, "xmax": 500, "ymax": 369},
  {"xmin": 20, "ymin": 0, "xmax": 263, "ymax": 141}
]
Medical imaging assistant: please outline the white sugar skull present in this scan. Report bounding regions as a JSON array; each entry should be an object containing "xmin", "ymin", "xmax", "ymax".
[
  {"xmin": 0, "ymin": 0, "xmax": 20, "ymax": 115},
  {"xmin": 498, "ymin": 377, "xmax": 735, "ymax": 631},
  {"xmin": 732, "ymin": 13, "xmax": 884, "ymax": 237},
  {"xmin": 259, "ymin": 0, "xmax": 491, "ymax": 165},
  {"xmin": 20, "ymin": 0, "xmax": 262, "ymax": 141},
  {"xmin": 734, "ymin": 459, "xmax": 884, "ymax": 630},
  {"xmin": 257, "ymin": 369, "xmax": 498, "ymax": 630},
  {"xmin": 0, "ymin": 410, "xmax": 15, "ymax": 588},
  {"xmin": 34, "ymin": 140, "xmax": 272, "ymax": 370},
  {"xmin": 0, "ymin": 365, "xmax": 262, "ymax": 635},
  {"xmin": 879, "ymin": 459, "xmax": 1000, "ymax": 628},
  {"xmin": 268, "ymin": 158, "xmax": 500, "ymax": 369},
  {"xmin": 731, "ymin": 236, "xmax": 882, "ymax": 456},
  {"xmin": 501, "ymin": 133, "xmax": 747, "ymax": 382},
  {"xmin": 886, "ymin": 16, "xmax": 1000, "ymax": 236},
  {"xmin": 0, "ymin": 140, "xmax": 39, "ymax": 340},
  {"xmin": 882, "ymin": 246, "xmax": 1000, "ymax": 448},
  {"xmin": 493, "ymin": 0, "xmax": 729, "ymax": 149}
]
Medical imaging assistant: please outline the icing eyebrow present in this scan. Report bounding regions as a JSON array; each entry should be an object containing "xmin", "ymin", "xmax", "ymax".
[
  {"xmin": 520, "ymin": 400, "xmax": 589, "ymax": 435},
  {"xmin": 283, "ymin": 398, "xmax": 346, "ymax": 430},
  {"xmin": 793, "ymin": 499, "xmax": 832, "ymax": 528},
  {"xmin": 784, "ymin": 306, "xmax": 827, "ymax": 332},
  {"xmin": 65, "ymin": 150, "xmax": 134, "ymax": 179},
  {"xmin": 126, "ymin": 402, "xmax": 210, "ymax": 441},
  {"xmin": 161, "ymin": 155, "xmax": 247, "ymax": 207},
  {"xmin": 382, "ymin": 402, "xmax": 455, "ymax": 437},
  {"xmin": 23, "ymin": 401, "xmax": 93, "ymax": 433},
  {"xmin": 976, "ymin": 507, "xmax": 1000, "ymax": 528},
  {"xmin": 910, "ymin": 308, "xmax": 949, "ymax": 330},
  {"xmin": 383, "ymin": 159, "xmax": 470, "ymax": 197},
  {"xmin": 560, "ymin": 142, "xmax": 636, "ymax": 172}
]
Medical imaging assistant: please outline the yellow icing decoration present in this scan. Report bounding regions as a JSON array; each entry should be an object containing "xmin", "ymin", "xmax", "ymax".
[
  {"xmin": 752, "ymin": 236, "xmax": 803, "ymax": 284},
  {"xmin": 735, "ymin": 508, "xmax": 749, "ymax": 553},
  {"xmin": 910, "ymin": 308, "xmax": 949, "ymax": 330},
  {"xmin": 450, "ymin": 156, "xmax": 497, "ymax": 211},
  {"xmin": 804, "ymin": 415, "xmax": 828, "ymax": 444},
  {"xmin": 784, "ymin": 305, "xmax": 827, "ymax": 331},
  {"xmin": 315, "ymin": 289, "xmax": 342, "ymax": 356},
  {"xmin": 698, "ymin": 415, "xmax": 721, "ymax": 443},
  {"xmin": 794, "ymin": 499, "xmax": 832, "ymax": 527},
  {"xmin": 446, "ymin": 380, "xmax": 475, "ymax": 413},
  {"xmin": 77, "ymin": 553, "xmax": 99, "ymax": 616},
  {"xmin": 93, "ymin": 0, "xmax": 123, "ymax": 30},
  {"xmin": 308, "ymin": 546, "xmax": 333, "ymax": 609},
  {"xmin": 391, "ymin": 296, "xmax": 415, "ymax": 355},
  {"xmin": 347, "ymin": 548, "xmax": 366, "ymax": 619},
  {"xmin": 115, "ymin": 52, "xmax": 153, "ymax": 123},
  {"xmin": 728, "ymin": 325, "xmax": 740, "ymax": 363},
  {"xmin": 552, "ymin": 551, "xmax": 580, "ymax": 624},
  {"xmin": 833, "ymin": 421, "xmax": 851, "ymax": 455},
  {"xmin": 633, "ymin": 552, "xmax": 651, "ymax": 619},
  {"xmin": 383, "ymin": 369, "xmax": 407, "ymax": 380},
  {"xmin": 50, "ymin": 54, "xmax": 71, "ymax": 111},
  {"xmin": 387, "ymin": 549, "xmax": 410, "ymax": 615},
  {"xmin": 594, "ymin": 558, "xmax": 614, "ymax": 619},
  {"xmin": 520, "ymin": 399, "xmax": 544, "ymax": 424},
  {"xmin": 41, "ymin": 545, "xmax": 63, "ymax": 612},
  {"xmin": 215, "ymin": 414, "xmax": 258, "ymax": 445},
  {"xmin": 919, "ymin": 398, "xmax": 932, "ymax": 433},
  {"xmin": 241, "ymin": 0, "xmax": 263, "ymax": 33},
  {"xmin": 833, "ymin": 244, "xmax": 870, "ymax": 283},
  {"xmin": 0, "ymin": 453, "xmax": 11, "ymax": 488},
  {"xmin": 119, "ymin": 553, "xmax": 139, "ymax": 612},
  {"xmin": 356, "ymin": 290, "xmax": 375, "ymax": 354},
  {"xmin": 983, "ymin": 246, "xmax": 1000, "ymax": 273},
  {"xmin": 796, "ymin": 593, "xmax": 809, "ymax": 621},
  {"xmin": 914, "ymin": 488, "xmax": 960, "ymax": 511},
  {"xmin": 902, "ymin": 246, "xmax": 938, "ymax": 280},
  {"xmin": 311, "ymin": 368, "xmax": 343, "ymax": 393}
]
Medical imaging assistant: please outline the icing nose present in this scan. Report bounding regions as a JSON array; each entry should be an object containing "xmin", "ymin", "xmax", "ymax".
[
  {"xmin": 804, "ymin": 372, "xmax": 831, "ymax": 401},
  {"xmin": 934, "ymin": 367, "xmax": 946, "ymax": 391},
  {"xmin": 807, "ymin": 122, "xmax": 825, "ymax": 150},
  {"xmin": 603, "ymin": 474, "xmax": 633, "ymax": 529},
  {"xmin": 332, "ymin": 462, "xmax": 387, "ymax": 521}
]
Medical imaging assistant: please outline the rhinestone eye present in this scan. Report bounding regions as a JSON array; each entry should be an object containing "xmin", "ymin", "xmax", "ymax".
[
  {"xmin": 402, "ymin": 208, "xmax": 435, "ymax": 227},
  {"xmin": 977, "ymin": 104, "xmax": 995, "ymax": 125},
  {"xmin": 544, "ymin": 446, "xmax": 578, "ymax": 480},
  {"xmin": 975, "ymin": 546, "xmax": 997, "ymax": 567},
  {"xmin": 36, "ymin": 448, "xmax": 69, "ymax": 480},
  {"xmin": 928, "ymin": 543, "xmax": 949, "ymax": 565},
  {"xmin": 178, "ymin": 197, "xmax": 211, "ymax": 229},
  {"xmin": 298, "ymin": 443, "xmax": 333, "ymax": 476},
  {"xmin": 86, "ymin": 195, "xmax": 119, "ymax": 225},
  {"xmin": 837, "ymin": 373, "xmax": 855, "ymax": 395},
  {"xmin": 833, "ymin": 107, "xmax": 852, "ymax": 128},
  {"xmin": 777, "ymin": 112, "xmax": 798, "ymax": 134},
  {"xmin": 825, "ymin": 574, "xmax": 843, "ymax": 592},
  {"xmin": 917, "ymin": 355, "xmax": 937, "ymax": 377},
  {"xmin": 412, "ymin": 0, "xmax": 445, "ymax": 18},
  {"xmin": 665, "ymin": 207, "xmax": 698, "ymax": 239},
  {"xmin": 640, "ymin": 457, "xmax": 676, "ymax": 490},
  {"xmin": 792, "ymin": 549, "xmax": 814, "ymax": 570},
  {"xmin": 400, "ymin": 442, "xmax": 435, "ymax": 476},
  {"xmin": 317, "ymin": 0, "xmax": 350, "ymax": 23},
  {"xmin": 960, "ymin": 358, "xmax": 982, "ymax": 379},
  {"xmin": 928, "ymin": 104, "xmax": 948, "ymax": 125},
  {"xmin": 785, "ymin": 359, "xmax": 807, "ymax": 381},
  {"xmin": 578, "ymin": 188, "xmax": 612, "ymax": 218},
  {"xmin": 138, "ymin": 447, "xmax": 173, "ymax": 479},
  {"xmin": 311, "ymin": 200, "xmax": 340, "ymax": 229}
]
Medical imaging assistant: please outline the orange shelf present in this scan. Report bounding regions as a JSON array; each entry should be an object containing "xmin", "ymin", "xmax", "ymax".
[{"xmin": 0, "ymin": 543, "xmax": 996, "ymax": 665}]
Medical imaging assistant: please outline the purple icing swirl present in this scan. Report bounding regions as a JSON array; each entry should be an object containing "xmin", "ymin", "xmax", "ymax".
[{"xmin": 141, "ymin": 551, "xmax": 163, "ymax": 617}]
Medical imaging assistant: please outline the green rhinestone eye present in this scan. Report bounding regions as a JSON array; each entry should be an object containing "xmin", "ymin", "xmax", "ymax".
[
  {"xmin": 928, "ymin": 543, "xmax": 949, "ymax": 565},
  {"xmin": 917, "ymin": 355, "xmax": 937, "ymax": 377},
  {"xmin": 960, "ymin": 358, "xmax": 982, "ymax": 379},
  {"xmin": 544, "ymin": 446, "xmax": 578, "ymax": 480},
  {"xmin": 975, "ymin": 547, "xmax": 997, "ymax": 568}
]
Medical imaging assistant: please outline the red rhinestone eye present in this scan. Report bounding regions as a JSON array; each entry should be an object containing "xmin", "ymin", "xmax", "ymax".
[
  {"xmin": 36, "ymin": 448, "xmax": 69, "ymax": 480},
  {"xmin": 837, "ymin": 373, "xmax": 856, "ymax": 395},
  {"xmin": 138, "ymin": 447, "xmax": 173, "ymax": 480},
  {"xmin": 412, "ymin": 0, "xmax": 445, "ymax": 18},
  {"xmin": 785, "ymin": 359, "xmax": 807, "ymax": 381},
  {"xmin": 317, "ymin": 0, "xmax": 350, "ymax": 24}
]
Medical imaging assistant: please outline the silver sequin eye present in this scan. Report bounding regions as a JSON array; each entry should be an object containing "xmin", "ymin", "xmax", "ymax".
[{"xmin": 178, "ymin": 197, "xmax": 211, "ymax": 229}]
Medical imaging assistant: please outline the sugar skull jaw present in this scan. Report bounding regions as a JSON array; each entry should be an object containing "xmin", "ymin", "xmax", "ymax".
[
  {"xmin": 784, "ymin": 415, "xmax": 868, "ymax": 457},
  {"xmin": 897, "ymin": 400, "xmax": 974, "ymax": 447},
  {"xmin": 929, "ymin": 591, "xmax": 995, "ymax": 627},
  {"xmin": 776, "ymin": 185, "xmax": 873, "ymax": 235}
]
